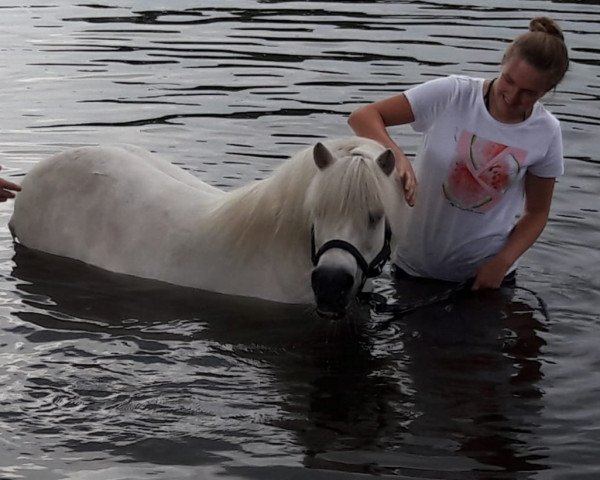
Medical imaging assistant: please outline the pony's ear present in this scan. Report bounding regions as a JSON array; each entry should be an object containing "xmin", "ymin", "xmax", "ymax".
[
  {"xmin": 377, "ymin": 149, "xmax": 395, "ymax": 176},
  {"xmin": 313, "ymin": 142, "xmax": 335, "ymax": 170}
]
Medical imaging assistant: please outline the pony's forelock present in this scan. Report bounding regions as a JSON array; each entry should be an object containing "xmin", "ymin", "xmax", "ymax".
[{"xmin": 308, "ymin": 150, "xmax": 390, "ymax": 227}]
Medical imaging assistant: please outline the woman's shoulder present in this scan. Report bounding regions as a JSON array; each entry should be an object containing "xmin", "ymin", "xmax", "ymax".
[
  {"xmin": 407, "ymin": 74, "xmax": 475, "ymax": 101},
  {"xmin": 448, "ymin": 74, "xmax": 486, "ymax": 94},
  {"xmin": 420, "ymin": 74, "xmax": 484, "ymax": 101},
  {"xmin": 405, "ymin": 75, "xmax": 483, "ymax": 128},
  {"xmin": 530, "ymin": 102, "xmax": 562, "ymax": 130},
  {"xmin": 418, "ymin": 74, "xmax": 481, "ymax": 89}
]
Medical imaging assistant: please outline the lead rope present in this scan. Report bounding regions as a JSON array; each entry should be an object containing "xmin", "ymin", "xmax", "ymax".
[
  {"xmin": 358, "ymin": 279, "xmax": 472, "ymax": 316},
  {"xmin": 359, "ymin": 281, "xmax": 550, "ymax": 321}
]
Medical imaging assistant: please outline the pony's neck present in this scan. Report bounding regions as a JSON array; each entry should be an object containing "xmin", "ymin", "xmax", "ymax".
[{"xmin": 208, "ymin": 147, "xmax": 317, "ymax": 261}]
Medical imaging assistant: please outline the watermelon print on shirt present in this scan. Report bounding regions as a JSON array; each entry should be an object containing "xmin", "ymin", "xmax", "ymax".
[{"xmin": 443, "ymin": 131, "xmax": 526, "ymax": 214}]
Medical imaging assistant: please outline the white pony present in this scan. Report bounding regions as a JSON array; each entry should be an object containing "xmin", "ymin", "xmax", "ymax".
[{"xmin": 9, "ymin": 137, "xmax": 403, "ymax": 317}]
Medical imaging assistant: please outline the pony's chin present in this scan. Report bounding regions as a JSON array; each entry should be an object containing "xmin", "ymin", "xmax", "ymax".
[
  {"xmin": 311, "ymin": 266, "xmax": 355, "ymax": 320},
  {"xmin": 315, "ymin": 307, "xmax": 347, "ymax": 320},
  {"xmin": 316, "ymin": 304, "xmax": 348, "ymax": 320}
]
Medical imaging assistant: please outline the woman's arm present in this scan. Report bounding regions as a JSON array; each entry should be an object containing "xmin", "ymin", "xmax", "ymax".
[
  {"xmin": 472, "ymin": 173, "xmax": 556, "ymax": 290},
  {"xmin": 348, "ymin": 94, "xmax": 417, "ymax": 206}
]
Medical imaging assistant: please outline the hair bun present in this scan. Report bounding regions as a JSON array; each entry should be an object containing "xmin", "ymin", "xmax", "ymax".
[{"xmin": 530, "ymin": 16, "xmax": 564, "ymax": 41}]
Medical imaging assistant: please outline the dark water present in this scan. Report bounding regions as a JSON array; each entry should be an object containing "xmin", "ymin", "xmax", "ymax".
[{"xmin": 1, "ymin": 1, "xmax": 599, "ymax": 479}]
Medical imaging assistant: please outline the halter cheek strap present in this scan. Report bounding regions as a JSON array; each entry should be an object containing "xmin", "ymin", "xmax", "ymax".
[{"xmin": 311, "ymin": 220, "xmax": 392, "ymax": 287}]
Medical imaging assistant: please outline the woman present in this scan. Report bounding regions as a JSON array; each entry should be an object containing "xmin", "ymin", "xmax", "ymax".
[{"xmin": 348, "ymin": 17, "xmax": 569, "ymax": 290}]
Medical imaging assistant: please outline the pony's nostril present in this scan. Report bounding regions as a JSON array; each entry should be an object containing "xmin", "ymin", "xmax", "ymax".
[
  {"xmin": 311, "ymin": 267, "xmax": 354, "ymax": 304},
  {"xmin": 338, "ymin": 271, "xmax": 353, "ymax": 291}
]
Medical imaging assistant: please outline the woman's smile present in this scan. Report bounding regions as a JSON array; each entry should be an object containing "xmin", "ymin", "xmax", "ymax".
[{"xmin": 490, "ymin": 56, "xmax": 549, "ymax": 123}]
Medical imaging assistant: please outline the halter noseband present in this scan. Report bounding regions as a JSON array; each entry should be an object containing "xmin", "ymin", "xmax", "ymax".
[{"xmin": 310, "ymin": 220, "xmax": 392, "ymax": 288}]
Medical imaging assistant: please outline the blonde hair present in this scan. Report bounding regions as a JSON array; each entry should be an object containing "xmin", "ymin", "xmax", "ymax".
[{"xmin": 504, "ymin": 17, "xmax": 569, "ymax": 89}]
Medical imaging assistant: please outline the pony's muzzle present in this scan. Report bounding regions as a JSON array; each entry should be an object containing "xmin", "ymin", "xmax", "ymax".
[{"xmin": 311, "ymin": 265, "xmax": 355, "ymax": 319}]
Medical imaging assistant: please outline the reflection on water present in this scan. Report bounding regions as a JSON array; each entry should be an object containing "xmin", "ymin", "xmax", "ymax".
[
  {"xmin": 1, "ymin": 1, "xmax": 599, "ymax": 479},
  {"xmin": 5, "ymin": 246, "xmax": 551, "ymax": 479}
]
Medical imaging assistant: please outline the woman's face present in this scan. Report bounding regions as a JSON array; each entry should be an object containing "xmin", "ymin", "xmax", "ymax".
[{"xmin": 493, "ymin": 55, "xmax": 550, "ymax": 122}]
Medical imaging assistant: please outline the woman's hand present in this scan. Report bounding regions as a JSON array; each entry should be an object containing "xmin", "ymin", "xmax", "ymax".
[
  {"xmin": 471, "ymin": 255, "xmax": 511, "ymax": 290},
  {"xmin": 393, "ymin": 151, "xmax": 417, "ymax": 207},
  {"xmin": 0, "ymin": 168, "xmax": 21, "ymax": 202}
]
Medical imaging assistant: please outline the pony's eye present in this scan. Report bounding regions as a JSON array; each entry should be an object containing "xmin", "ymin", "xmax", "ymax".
[{"xmin": 368, "ymin": 212, "xmax": 382, "ymax": 228}]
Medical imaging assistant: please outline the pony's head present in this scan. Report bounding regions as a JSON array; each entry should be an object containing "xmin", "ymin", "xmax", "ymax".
[{"xmin": 305, "ymin": 139, "xmax": 399, "ymax": 319}]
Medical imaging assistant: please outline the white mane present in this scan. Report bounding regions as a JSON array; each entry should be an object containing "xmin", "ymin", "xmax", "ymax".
[
  {"xmin": 205, "ymin": 144, "xmax": 318, "ymax": 259},
  {"xmin": 206, "ymin": 137, "xmax": 393, "ymax": 257}
]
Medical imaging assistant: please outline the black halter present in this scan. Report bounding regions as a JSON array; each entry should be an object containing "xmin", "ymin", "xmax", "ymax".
[{"xmin": 310, "ymin": 220, "xmax": 392, "ymax": 289}]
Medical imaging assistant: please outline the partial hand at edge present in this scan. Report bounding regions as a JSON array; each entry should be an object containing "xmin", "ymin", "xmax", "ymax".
[{"xmin": 0, "ymin": 167, "xmax": 22, "ymax": 202}]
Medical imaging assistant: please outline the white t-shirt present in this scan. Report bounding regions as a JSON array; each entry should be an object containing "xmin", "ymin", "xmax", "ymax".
[{"xmin": 394, "ymin": 75, "xmax": 564, "ymax": 281}]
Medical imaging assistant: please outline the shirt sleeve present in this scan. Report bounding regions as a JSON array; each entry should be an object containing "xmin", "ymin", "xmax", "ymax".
[
  {"xmin": 528, "ymin": 118, "xmax": 564, "ymax": 177},
  {"xmin": 404, "ymin": 75, "xmax": 460, "ymax": 133}
]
